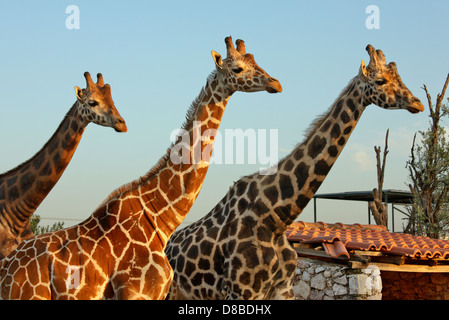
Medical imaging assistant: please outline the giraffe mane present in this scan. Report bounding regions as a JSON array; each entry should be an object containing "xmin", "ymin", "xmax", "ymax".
[
  {"xmin": 180, "ymin": 71, "xmax": 217, "ymax": 132},
  {"xmin": 302, "ymin": 76, "xmax": 358, "ymax": 143},
  {"xmin": 270, "ymin": 75, "xmax": 359, "ymax": 172},
  {"xmin": 96, "ymin": 71, "xmax": 219, "ymax": 208}
]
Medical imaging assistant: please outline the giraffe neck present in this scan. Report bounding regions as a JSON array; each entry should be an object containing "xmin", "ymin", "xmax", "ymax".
[
  {"xmin": 0, "ymin": 102, "xmax": 87, "ymax": 244},
  {"xmin": 100, "ymin": 71, "xmax": 231, "ymax": 246},
  {"xmin": 260, "ymin": 76, "xmax": 368, "ymax": 232}
]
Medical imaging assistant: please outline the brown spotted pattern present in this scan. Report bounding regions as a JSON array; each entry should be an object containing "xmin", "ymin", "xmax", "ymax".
[
  {"xmin": 0, "ymin": 37, "xmax": 281, "ymax": 299},
  {"xmin": 165, "ymin": 45, "xmax": 424, "ymax": 300},
  {"xmin": 0, "ymin": 72, "xmax": 126, "ymax": 260}
]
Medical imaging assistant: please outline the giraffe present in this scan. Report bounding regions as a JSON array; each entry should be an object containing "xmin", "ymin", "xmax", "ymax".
[
  {"xmin": 165, "ymin": 44, "xmax": 425, "ymax": 300},
  {"xmin": 0, "ymin": 36, "xmax": 282, "ymax": 300},
  {"xmin": 0, "ymin": 72, "xmax": 127, "ymax": 260}
]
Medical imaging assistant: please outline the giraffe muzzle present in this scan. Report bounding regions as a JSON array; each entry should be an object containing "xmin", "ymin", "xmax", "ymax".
[
  {"xmin": 113, "ymin": 117, "xmax": 128, "ymax": 133},
  {"xmin": 406, "ymin": 97, "xmax": 424, "ymax": 114},
  {"xmin": 265, "ymin": 78, "xmax": 283, "ymax": 93}
]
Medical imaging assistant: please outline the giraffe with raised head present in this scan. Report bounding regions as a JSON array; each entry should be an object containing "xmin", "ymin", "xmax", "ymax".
[
  {"xmin": 0, "ymin": 72, "xmax": 127, "ymax": 260},
  {"xmin": 0, "ymin": 36, "xmax": 282, "ymax": 299},
  {"xmin": 165, "ymin": 44, "xmax": 424, "ymax": 300}
]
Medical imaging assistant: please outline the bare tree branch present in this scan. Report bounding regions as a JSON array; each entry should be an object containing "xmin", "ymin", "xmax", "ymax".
[
  {"xmin": 423, "ymin": 84, "xmax": 435, "ymax": 119},
  {"xmin": 436, "ymin": 73, "xmax": 449, "ymax": 111}
]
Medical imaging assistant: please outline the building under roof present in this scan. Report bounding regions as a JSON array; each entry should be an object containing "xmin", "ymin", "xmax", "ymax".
[
  {"xmin": 289, "ymin": 190, "xmax": 449, "ymax": 299},
  {"xmin": 286, "ymin": 221, "xmax": 449, "ymax": 300}
]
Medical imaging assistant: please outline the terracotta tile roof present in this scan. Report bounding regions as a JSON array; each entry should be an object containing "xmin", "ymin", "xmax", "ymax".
[{"xmin": 286, "ymin": 221, "xmax": 449, "ymax": 260}]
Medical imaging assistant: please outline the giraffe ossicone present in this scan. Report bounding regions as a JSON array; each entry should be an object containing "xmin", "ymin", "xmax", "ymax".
[
  {"xmin": 165, "ymin": 44, "xmax": 424, "ymax": 300},
  {"xmin": 0, "ymin": 36, "xmax": 282, "ymax": 300},
  {"xmin": 0, "ymin": 72, "xmax": 126, "ymax": 260}
]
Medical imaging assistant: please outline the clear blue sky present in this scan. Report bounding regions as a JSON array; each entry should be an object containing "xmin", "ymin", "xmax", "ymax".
[{"xmin": 0, "ymin": 1, "xmax": 448, "ymax": 231}]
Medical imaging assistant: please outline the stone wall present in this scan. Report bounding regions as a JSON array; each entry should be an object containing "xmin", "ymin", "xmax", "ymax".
[
  {"xmin": 292, "ymin": 258, "xmax": 382, "ymax": 300},
  {"xmin": 381, "ymin": 271, "xmax": 449, "ymax": 300}
]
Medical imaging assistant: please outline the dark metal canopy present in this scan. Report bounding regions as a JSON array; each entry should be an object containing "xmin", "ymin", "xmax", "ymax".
[
  {"xmin": 313, "ymin": 189, "xmax": 413, "ymax": 204},
  {"xmin": 312, "ymin": 189, "xmax": 414, "ymax": 232}
]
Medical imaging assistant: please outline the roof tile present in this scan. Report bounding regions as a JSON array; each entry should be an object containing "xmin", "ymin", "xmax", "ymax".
[{"xmin": 286, "ymin": 221, "xmax": 449, "ymax": 260}]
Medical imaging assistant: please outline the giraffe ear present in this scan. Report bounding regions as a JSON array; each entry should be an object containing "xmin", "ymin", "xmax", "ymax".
[
  {"xmin": 359, "ymin": 60, "xmax": 368, "ymax": 80},
  {"xmin": 75, "ymin": 86, "xmax": 83, "ymax": 100},
  {"xmin": 211, "ymin": 50, "xmax": 223, "ymax": 71}
]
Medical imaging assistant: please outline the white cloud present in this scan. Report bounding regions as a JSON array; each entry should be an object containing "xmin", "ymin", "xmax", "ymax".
[{"xmin": 353, "ymin": 150, "xmax": 376, "ymax": 173}]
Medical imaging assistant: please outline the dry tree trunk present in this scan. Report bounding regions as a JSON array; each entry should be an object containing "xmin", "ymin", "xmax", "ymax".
[{"xmin": 369, "ymin": 129, "xmax": 389, "ymax": 227}]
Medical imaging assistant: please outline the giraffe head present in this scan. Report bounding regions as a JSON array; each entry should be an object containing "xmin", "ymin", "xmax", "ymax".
[
  {"xmin": 74, "ymin": 72, "xmax": 127, "ymax": 132},
  {"xmin": 359, "ymin": 44, "xmax": 424, "ymax": 113},
  {"xmin": 211, "ymin": 36, "xmax": 282, "ymax": 94}
]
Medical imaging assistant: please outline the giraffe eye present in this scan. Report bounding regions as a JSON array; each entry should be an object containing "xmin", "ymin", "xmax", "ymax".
[
  {"xmin": 375, "ymin": 79, "xmax": 387, "ymax": 86},
  {"xmin": 88, "ymin": 100, "xmax": 99, "ymax": 107},
  {"xmin": 232, "ymin": 67, "xmax": 244, "ymax": 74}
]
